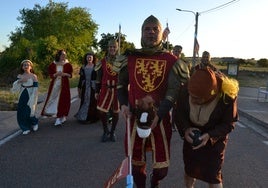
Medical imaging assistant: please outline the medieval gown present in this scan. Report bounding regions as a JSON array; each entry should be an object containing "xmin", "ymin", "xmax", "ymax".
[
  {"xmin": 11, "ymin": 78, "xmax": 38, "ymax": 131},
  {"xmin": 75, "ymin": 65, "xmax": 98, "ymax": 122},
  {"xmin": 41, "ymin": 61, "xmax": 73, "ymax": 118}
]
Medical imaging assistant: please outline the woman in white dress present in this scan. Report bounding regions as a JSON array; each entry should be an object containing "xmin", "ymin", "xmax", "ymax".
[
  {"xmin": 41, "ymin": 49, "xmax": 73, "ymax": 126},
  {"xmin": 11, "ymin": 60, "xmax": 39, "ymax": 135}
]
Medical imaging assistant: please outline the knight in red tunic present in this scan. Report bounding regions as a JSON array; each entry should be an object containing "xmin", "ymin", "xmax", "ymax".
[
  {"xmin": 113, "ymin": 15, "xmax": 189, "ymax": 188},
  {"xmin": 95, "ymin": 39, "xmax": 120, "ymax": 142}
]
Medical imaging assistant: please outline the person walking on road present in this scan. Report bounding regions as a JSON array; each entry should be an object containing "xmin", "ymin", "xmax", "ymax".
[
  {"xmin": 172, "ymin": 45, "xmax": 183, "ymax": 59},
  {"xmin": 175, "ymin": 67, "xmax": 239, "ymax": 188},
  {"xmin": 95, "ymin": 39, "xmax": 120, "ymax": 142},
  {"xmin": 74, "ymin": 52, "xmax": 99, "ymax": 123},
  {"xmin": 11, "ymin": 59, "xmax": 39, "ymax": 135},
  {"xmin": 192, "ymin": 51, "xmax": 219, "ymax": 74},
  {"xmin": 171, "ymin": 44, "xmax": 190, "ymax": 132},
  {"xmin": 113, "ymin": 15, "xmax": 189, "ymax": 188},
  {"xmin": 41, "ymin": 49, "xmax": 73, "ymax": 126}
]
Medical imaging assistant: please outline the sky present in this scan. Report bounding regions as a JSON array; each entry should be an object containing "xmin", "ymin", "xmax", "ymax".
[{"xmin": 0, "ymin": 0, "xmax": 267, "ymax": 60}]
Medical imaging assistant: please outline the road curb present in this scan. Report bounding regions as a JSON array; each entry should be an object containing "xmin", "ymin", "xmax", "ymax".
[
  {"xmin": 0, "ymin": 91, "xmax": 78, "ymax": 146},
  {"xmin": 238, "ymin": 109, "xmax": 268, "ymax": 131}
]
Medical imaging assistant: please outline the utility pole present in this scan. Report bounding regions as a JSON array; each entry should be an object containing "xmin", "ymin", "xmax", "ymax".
[
  {"xmin": 193, "ymin": 12, "xmax": 199, "ymax": 67},
  {"xmin": 177, "ymin": 1, "xmax": 239, "ymax": 67},
  {"xmin": 176, "ymin": 9, "xmax": 200, "ymax": 67}
]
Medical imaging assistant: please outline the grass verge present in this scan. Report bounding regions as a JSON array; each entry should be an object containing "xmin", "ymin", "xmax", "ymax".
[{"xmin": 0, "ymin": 77, "xmax": 79, "ymax": 111}]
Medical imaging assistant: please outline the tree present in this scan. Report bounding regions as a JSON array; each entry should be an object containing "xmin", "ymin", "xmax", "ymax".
[
  {"xmin": 257, "ymin": 58, "xmax": 268, "ymax": 67},
  {"xmin": 98, "ymin": 32, "xmax": 135, "ymax": 58},
  {"xmin": 0, "ymin": 1, "xmax": 98, "ymax": 79},
  {"xmin": 162, "ymin": 42, "xmax": 173, "ymax": 52},
  {"xmin": 237, "ymin": 58, "xmax": 246, "ymax": 66}
]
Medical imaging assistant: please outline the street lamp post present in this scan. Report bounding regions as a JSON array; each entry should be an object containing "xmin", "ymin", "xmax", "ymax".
[{"xmin": 176, "ymin": 8, "xmax": 200, "ymax": 67}]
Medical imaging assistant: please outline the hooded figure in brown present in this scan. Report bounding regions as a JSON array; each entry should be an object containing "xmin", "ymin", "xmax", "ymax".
[{"xmin": 176, "ymin": 67, "xmax": 239, "ymax": 188}]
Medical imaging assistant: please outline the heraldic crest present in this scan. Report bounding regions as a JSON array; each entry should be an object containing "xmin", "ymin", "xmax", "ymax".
[{"xmin": 134, "ymin": 58, "xmax": 166, "ymax": 92}]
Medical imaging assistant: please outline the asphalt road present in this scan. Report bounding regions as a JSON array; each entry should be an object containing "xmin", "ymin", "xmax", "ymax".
[{"xmin": 0, "ymin": 98, "xmax": 267, "ymax": 188}]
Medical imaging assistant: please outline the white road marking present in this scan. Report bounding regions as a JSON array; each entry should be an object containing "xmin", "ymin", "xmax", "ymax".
[
  {"xmin": 238, "ymin": 120, "xmax": 268, "ymax": 140},
  {"xmin": 237, "ymin": 122, "xmax": 246, "ymax": 128},
  {"xmin": 0, "ymin": 130, "xmax": 21, "ymax": 146},
  {"xmin": 262, "ymin": 141, "xmax": 268, "ymax": 146}
]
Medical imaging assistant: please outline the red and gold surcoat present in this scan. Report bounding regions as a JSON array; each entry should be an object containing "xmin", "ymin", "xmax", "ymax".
[
  {"xmin": 126, "ymin": 53, "xmax": 177, "ymax": 168},
  {"xmin": 127, "ymin": 53, "xmax": 176, "ymax": 108},
  {"xmin": 97, "ymin": 59, "xmax": 120, "ymax": 113}
]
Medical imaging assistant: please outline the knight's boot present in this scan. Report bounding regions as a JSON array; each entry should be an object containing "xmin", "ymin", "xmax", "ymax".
[
  {"xmin": 101, "ymin": 128, "xmax": 110, "ymax": 142},
  {"xmin": 101, "ymin": 124, "xmax": 109, "ymax": 142},
  {"xmin": 110, "ymin": 130, "xmax": 116, "ymax": 142},
  {"xmin": 150, "ymin": 167, "xmax": 168, "ymax": 188},
  {"xmin": 100, "ymin": 112, "xmax": 109, "ymax": 142},
  {"xmin": 110, "ymin": 113, "xmax": 119, "ymax": 142},
  {"xmin": 133, "ymin": 165, "xmax": 146, "ymax": 188}
]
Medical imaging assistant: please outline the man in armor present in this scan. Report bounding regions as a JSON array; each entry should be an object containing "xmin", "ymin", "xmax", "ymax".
[
  {"xmin": 113, "ymin": 15, "xmax": 189, "ymax": 187},
  {"xmin": 95, "ymin": 39, "xmax": 120, "ymax": 142}
]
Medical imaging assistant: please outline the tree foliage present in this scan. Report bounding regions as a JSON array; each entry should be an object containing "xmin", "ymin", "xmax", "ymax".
[
  {"xmin": 0, "ymin": 1, "xmax": 98, "ymax": 80},
  {"xmin": 257, "ymin": 58, "xmax": 268, "ymax": 67},
  {"xmin": 98, "ymin": 32, "xmax": 135, "ymax": 58},
  {"xmin": 237, "ymin": 58, "xmax": 246, "ymax": 65}
]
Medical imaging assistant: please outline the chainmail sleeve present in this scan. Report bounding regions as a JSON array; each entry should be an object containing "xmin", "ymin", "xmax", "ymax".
[
  {"xmin": 157, "ymin": 59, "xmax": 190, "ymax": 119},
  {"xmin": 113, "ymin": 55, "xmax": 129, "ymax": 106},
  {"xmin": 94, "ymin": 61, "xmax": 103, "ymax": 93}
]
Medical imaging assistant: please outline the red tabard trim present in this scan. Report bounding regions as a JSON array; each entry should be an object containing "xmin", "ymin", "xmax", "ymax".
[{"xmin": 97, "ymin": 59, "xmax": 119, "ymax": 112}]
